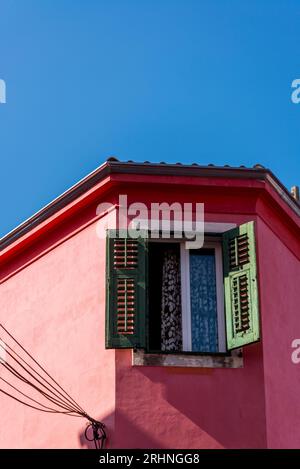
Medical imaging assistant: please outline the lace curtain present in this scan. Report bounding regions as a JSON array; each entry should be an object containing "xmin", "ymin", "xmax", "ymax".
[
  {"xmin": 190, "ymin": 252, "xmax": 218, "ymax": 352},
  {"xmin": 161, "ymin": 249, "xmax": 182, "ymax": 351}
]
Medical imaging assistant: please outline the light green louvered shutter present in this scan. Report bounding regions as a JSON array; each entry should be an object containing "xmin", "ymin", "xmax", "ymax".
[
  {"xmin": 106, "ymin": 230, "xmax": 147, "ymax": 349},
  {"xmin": 223, "ymin": 221, "xmax": 260, "ymax": 350}
]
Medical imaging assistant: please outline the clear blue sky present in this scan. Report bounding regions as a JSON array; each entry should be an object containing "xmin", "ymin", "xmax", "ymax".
[{"xmin": 0, "ymin": 0, "xmax": 299, "ymax": 238}]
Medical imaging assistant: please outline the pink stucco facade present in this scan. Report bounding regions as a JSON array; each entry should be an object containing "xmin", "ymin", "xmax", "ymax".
[{"xmin": 0, "ymin": 165, "xmax": 299, "ymax": 448}]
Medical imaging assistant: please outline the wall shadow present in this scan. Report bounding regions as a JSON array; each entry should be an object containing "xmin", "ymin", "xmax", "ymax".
[{"xmin": 114, "ymin": 345, "xmax": 267, "ymax": 449}]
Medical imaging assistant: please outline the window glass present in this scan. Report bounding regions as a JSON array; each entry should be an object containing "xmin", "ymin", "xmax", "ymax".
[{"xmin": 190, "ymin": 249, "xmax": 218, "ymax": 352}]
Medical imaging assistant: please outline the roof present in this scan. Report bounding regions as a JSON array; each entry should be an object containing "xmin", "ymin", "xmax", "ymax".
[{"xmin": 1, "ymin": 158, "xmax": 299, "ymax": 252}]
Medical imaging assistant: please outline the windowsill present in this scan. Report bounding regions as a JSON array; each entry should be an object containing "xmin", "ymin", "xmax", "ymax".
[{"xmin": 132, "ymin": 349, "xmax": 243, "ymax": 368}]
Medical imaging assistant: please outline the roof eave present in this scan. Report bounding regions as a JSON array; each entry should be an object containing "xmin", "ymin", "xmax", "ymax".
[{"xmin": 0, "ymin": 160, "xmax": 299, "ymax": 252}]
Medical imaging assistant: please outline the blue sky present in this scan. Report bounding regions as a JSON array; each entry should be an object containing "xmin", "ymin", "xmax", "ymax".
[{"xmin": 0, "ymin": 0, "xmax": 299, "ymax": 238}]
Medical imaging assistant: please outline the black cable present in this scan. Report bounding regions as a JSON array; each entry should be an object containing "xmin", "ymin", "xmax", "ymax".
[
  {"xmin": 0, "ymin": 388, "xmax": 82, "ymax": 416},
  {"xmin": 0, "ymin": 338, "xmax": 85, "ymax": 414},
  {"xmin": 0, "ymin": 344, "xmax": 84, "ymax": 414},
  {"xmin": 0, "ymin": 323, "xmax": 86, "ymax": 414},
  {"xmin": 0, "ymin": 333, "xmax": 85, "ymax": 415},
  {"xmin": 84, "ymin": 421, "xmax": 106, "ymax": 449},
  {"xmin": 0, "ymin": 375, "xmax": 73, "ymax": 413},
  {"xmin": 0, "ymin": 324, "xmax": 106, "ymax": 448},
  {"xmin": 1, "ymin": 360, "xmax": 80, "ymax": 414},
  {"xmin": 2, "ymin": 361, "xmax": 80, "ymax": 414}
]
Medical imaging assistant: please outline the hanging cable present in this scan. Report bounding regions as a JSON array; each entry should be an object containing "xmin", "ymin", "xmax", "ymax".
[
  {"xmin": 0, "ymin": 345, "xmax": 83, "ymax": 413},
  {"xmin": 0, "ymin": 328, "xmax": 89, "ymax": 414},
  {"xmin": 84, "ymin": 421, "xmax": 106, "ymax": 449},
  {"xmin": 0, "ymin": 323, "xmax": 86, "ymax": 413},
  {"xmin": 0, "ymin": 375, "xmax": 80, "ymax": 414},
  {"xmin": 0, "ymin": 323, "xmax": 107, "ymax": 449}
]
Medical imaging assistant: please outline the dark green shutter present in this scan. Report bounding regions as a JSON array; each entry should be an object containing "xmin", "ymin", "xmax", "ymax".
[
  {"xmin": 106, "ymin": 230, "xmax": 147, "ymax": 349},
  {"xmin": 223, "ymin": 221, "xmax": 260, "ymax": 350}
]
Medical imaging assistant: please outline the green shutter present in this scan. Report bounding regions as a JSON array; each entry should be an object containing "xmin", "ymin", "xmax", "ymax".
[
  {"xmin": 223, "ymin": 221, "xmax": 260, "ymax": 350},
  {"xmin": 106, "ymin": 230, "xmax": 147, "ymax": 349}
]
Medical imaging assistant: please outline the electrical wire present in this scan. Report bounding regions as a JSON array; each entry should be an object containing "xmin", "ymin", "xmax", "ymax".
[
  {"xmin": 0, "ymin": 375, "xmax": 78, "ymax": 413},
  {"xmin": 0, "ymin": 323, "xmax": 106, "ymax": 448},
  {"xmin": 0, "ymin": 344, "xmax": 84, "ymax": 413},
  {"xmin": 0, "ymin": 338, "xmax": 87, "ymax": 415},
  {"xmin": 0, "ymin": 330, "xmax": 89, "ymax": 415},
  {"xmin": 0, "ymin": 388, "xmax": 84, "ymax": 416},
  {"xmin": 2, "ymin": 360, "xmax": 81, "ymax": 414},
  {"xmin": 0, "ymin": 323, "xmax": 86, "ymax": 413}
]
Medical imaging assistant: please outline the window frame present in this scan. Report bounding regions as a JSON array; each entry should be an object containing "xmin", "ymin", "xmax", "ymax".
[{"xmin": 148, "ymin": 236, "xmax": 226, "ymax": 355}]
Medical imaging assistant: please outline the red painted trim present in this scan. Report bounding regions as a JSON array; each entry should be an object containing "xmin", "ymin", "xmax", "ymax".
[{"xmin": 0, "ymin": 173, "xmax": 298, "ymax": 269}]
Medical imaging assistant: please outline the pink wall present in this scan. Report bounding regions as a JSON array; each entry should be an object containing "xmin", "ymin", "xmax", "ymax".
[
  {"xmin": 113, "ymin": 345, "xmax": 266, "ymax": 448},
  {"xmin": 0, "ymin": 176, "xmax": 299, "ymax": 448},
  {"xmin": 257, "ymin": 217, "xmax": 300, "ymax": 448},
  {"xmin": 0, "ymin": 220, "xmax": 116, "ymax": 448}
]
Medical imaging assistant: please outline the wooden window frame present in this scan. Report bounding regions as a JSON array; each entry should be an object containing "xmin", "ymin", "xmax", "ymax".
[{"xmin": 106, "ymin": 222, "xmax": 259, "ymax": 368}]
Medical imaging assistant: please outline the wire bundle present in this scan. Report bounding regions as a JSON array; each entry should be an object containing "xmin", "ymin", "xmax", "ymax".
[{"xmin": 0, "ymin": 323, "xmax": 106, "ymax": 449}]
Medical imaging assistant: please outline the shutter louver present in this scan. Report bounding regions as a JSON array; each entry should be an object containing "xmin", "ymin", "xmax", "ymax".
[
  {"xmin": 229, "ymin": 233, "xmax": 250, "ymax": 269},
  {"xmin": 114, "ymin": 238, "xmax": 138, "ymax": 269},
  {"xmin": 106, "ymin": 230, "xmax": 147, "ymax": 349},
  {"xmin": 223, "ymin": 221, "xmax": 260, "ymax": 350},
  {"xmin": 116, "ymin": 278, "xmax": 135, "ymax": 334}
]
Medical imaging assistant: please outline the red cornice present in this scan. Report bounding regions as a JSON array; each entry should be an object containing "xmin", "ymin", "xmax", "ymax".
[{"xmin": 1, "ymin": 160, "xmax": 299, "ymax": 265}]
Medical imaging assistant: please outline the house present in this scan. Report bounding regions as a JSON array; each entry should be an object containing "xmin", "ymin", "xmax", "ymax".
[{"xmin": 0, "ymin": 158, "xmax": 299, "ymax": 448}]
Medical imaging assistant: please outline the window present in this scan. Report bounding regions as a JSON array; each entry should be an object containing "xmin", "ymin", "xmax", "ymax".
[
  {"xmin": 105, "ymin": 222, "xmax": 260, "ymax": 354},
  {"xmin": 147, "ymin": 240, "xmax": 225, "ymax": 353}
]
